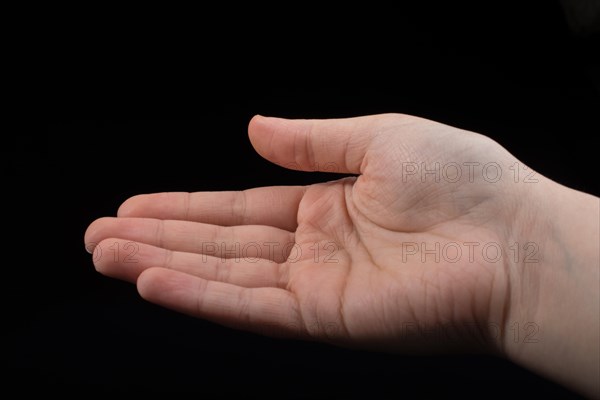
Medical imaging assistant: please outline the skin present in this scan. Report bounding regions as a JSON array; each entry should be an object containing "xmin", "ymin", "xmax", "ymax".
[{"xmin": 85, "ymin": 114, "xmax": 599, "ymax": 397}]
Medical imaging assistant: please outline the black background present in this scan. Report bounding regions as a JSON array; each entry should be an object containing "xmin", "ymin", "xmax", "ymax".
[{"xmin": 4, "ymin": 2, "xmax": 599, "ymax": 397}]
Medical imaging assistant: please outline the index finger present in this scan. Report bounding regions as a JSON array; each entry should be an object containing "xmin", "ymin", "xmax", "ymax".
[{"xmin": 118, "ymin": 186, "xmax": 306, "ymax": 232}]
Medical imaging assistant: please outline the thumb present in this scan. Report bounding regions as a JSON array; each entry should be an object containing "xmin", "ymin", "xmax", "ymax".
[{"xmin": 248, "ymin": 115, "xmax": 380, "ymax": 174}]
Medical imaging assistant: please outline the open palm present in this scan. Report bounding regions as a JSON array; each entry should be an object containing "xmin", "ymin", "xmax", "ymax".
[{"xmin": 86, "ymin": 114, "xmax": 533, "ymax": 351}]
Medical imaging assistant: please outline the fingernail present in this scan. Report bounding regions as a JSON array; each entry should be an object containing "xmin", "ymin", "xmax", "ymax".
[{"xmin": 84, "ymin": 242, "xmax": 95, "ymax": 254}]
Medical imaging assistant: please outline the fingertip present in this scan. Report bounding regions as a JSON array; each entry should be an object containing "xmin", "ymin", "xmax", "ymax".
[
  {"xmin": 248, "ymin": 115, "xmax": 271, "ymax": 158},
  {"xmin": 83, "ymin": 217, "xmax": 112, "ymax": 253},
  {"xmin": 249, "ymin": 114, "xmax": 275, "ymax": 125},
  {"xmin": 137, "ymin": 268, "xmax": 201, "ymax": 316},
  {"xmin": 117, "ymin": 194, "xmax": 145, "ymax": 217},
  {"xmin": 248, "ymin": 114, "xmax": 286, "ymax": 134},
  {"xmin": 137, "ymin": 267, "xmax": 188, "ymax": 297},
  {"xmin": 248, "ymin": 114, "xmax": 264, "ymax": 126},
  {"xmin": 248, "ymin": 114, "xmax": 269, "ymax": 138},
  {"xmin": 248, "ymin": 114, "xmax": 294, "ymax": 165},
  {"xmin": 84, "ymin": 243, "xmax": 94, "ymax": 254},
  {"xmin": 91, "ymin": 238, "xmax": 143, "ymax": 283},
  {"xmin": 136, "ymin": 267, "xmax": 164, "ymax": 300}
]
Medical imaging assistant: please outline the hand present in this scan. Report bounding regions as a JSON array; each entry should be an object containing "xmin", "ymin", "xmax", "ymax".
[
  {"xmin": 85, "ymin": 114, "xmax": 599, "ymax": 396},
  {"xmin": 84, "ymin": 114, "xmax": 533, "ymax": 345}
]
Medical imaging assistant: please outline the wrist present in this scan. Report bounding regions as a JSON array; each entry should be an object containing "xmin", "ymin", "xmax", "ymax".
[{"xmin": 500, "ymin": 177, "xmax": 599, "ymax": 397}]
